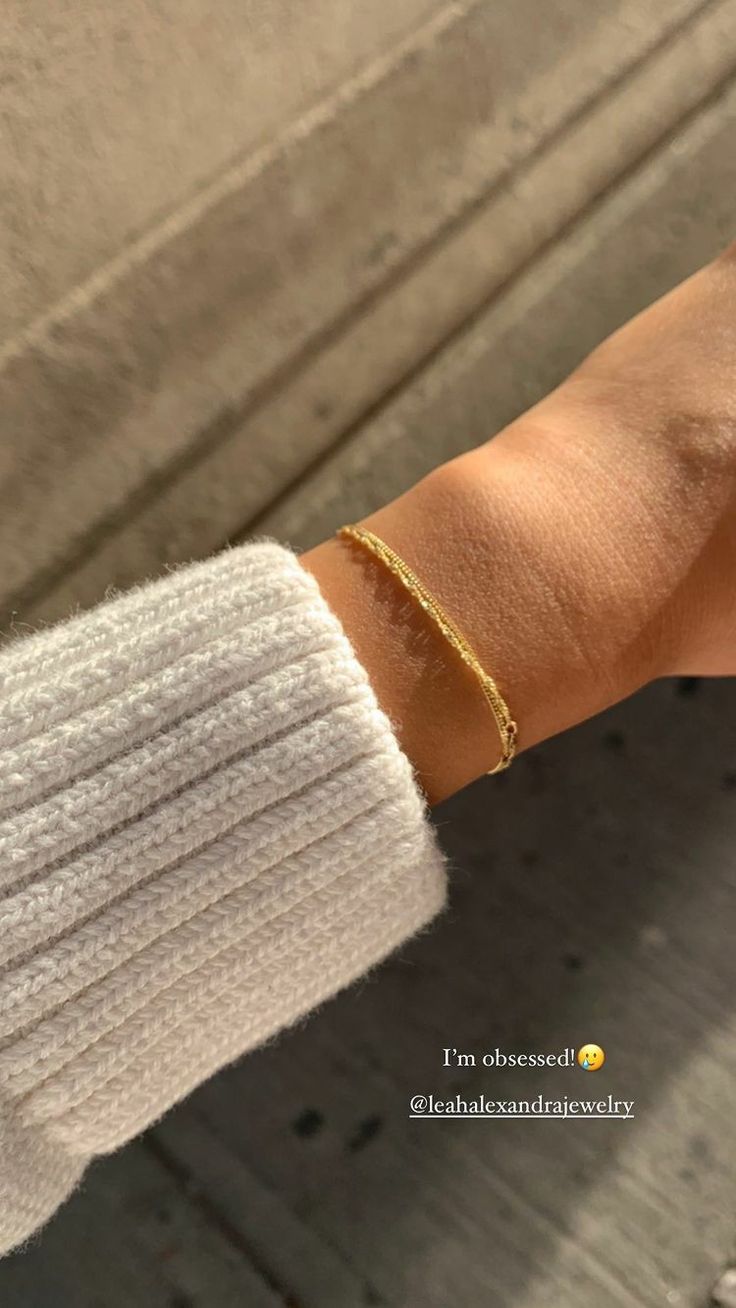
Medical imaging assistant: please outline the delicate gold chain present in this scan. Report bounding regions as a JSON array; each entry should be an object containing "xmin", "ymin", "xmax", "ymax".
[{"xmin": 337, "ymin": 524, "xmax": 517, "ymax": 774}]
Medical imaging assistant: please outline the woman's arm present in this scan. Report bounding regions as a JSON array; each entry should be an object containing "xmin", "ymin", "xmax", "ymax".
[
  {"xmin": 1, "ymin": 245, "xmax": 734, "ymax": 1252},
  {"xmin": 303, "ymin": 245, "xmax": 736, "ymax": 802}
]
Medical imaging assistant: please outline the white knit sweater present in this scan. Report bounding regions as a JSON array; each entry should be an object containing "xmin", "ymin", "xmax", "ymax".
[{"xmin": 0, "ymin": 541, "xmax": 446, "ymax": 1253}]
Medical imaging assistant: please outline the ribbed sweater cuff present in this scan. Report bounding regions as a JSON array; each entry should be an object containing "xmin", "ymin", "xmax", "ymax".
[{"xmin": 0, "ymin": 541, "xmax": 446, "ymax": 1253}]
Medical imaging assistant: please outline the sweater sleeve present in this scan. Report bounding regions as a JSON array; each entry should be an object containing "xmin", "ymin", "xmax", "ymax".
[{"xmin": 0, "ymin": 541, "xmax": 446, "ymax": 1253}]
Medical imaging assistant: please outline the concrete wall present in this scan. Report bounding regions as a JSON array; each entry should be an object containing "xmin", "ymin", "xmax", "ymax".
[{"xmin": 2, "ymin": 3, "xmax": 736, "ymax": 1305}]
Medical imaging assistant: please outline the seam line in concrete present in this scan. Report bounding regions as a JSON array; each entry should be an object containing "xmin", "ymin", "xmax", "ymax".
[
  {"xmin": 0, "ymin": 0, "xmax": 469, "ymax": 371},
  {"xmin": 143, "ymin": 1130, "xmax": 299, "ymax": 1307}
]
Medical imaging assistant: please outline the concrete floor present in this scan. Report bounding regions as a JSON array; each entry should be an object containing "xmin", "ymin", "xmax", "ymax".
[{"xmin": 1, "ymin": 1, "xmax": 736, "ymax": 1304}]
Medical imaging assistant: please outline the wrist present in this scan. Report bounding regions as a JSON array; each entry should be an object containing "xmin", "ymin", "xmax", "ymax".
[
  {"xmin": 300, "ymin": 470, "xmax": 494, "ymax": 804},
  {"xmin": 301, "ymin": 436, "xmax": 643, "ymax": 804}
]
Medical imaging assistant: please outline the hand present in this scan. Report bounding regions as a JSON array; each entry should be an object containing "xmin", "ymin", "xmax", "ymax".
[
  {"xmin": 303, "ymin": 246, "xmax": 736, "ymax": 802},
  {"xmin": 506, "ymin": 240, "xmax": 736, "ymax": 680}
]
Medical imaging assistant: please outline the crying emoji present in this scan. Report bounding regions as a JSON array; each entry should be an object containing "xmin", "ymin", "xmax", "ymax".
[{"xmin": 577, "ymin": 1044, "xmax": 605, "ymax": 1071}]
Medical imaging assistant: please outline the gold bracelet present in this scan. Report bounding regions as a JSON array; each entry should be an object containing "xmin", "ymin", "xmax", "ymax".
[{"xmin": 337, "ymin": 523, "xmax": 517, "ymax": 774}]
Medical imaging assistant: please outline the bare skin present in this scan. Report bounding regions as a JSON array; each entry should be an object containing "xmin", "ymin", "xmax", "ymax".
[{"xmin": 302, "ymin": 246, "xmax": 736, "ymax": 804}]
